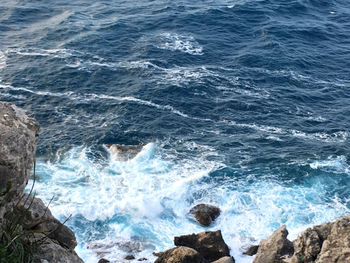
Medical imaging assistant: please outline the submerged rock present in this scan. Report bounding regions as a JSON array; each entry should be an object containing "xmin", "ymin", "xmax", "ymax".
[
  {"xmin": 154, "ymin": 246, "xmax": 208, "ymax": 263},
  {"xmin": 98, "ymin": 259, "xmax": 110, "ymax": 263},
  {"xmin": 106, "ymin": 144, "xmax": 144, "ymax": 161},
  {"xmin": 174, "ymin": 230, "xmax": 230, "ymax": 262},
  {"xmin": 189, "ymin": 204, "xmax": 221, "ymax": 227},
  {"xmin": 253, "ymin": 225, "xmax": 294, "ymax": 263}
]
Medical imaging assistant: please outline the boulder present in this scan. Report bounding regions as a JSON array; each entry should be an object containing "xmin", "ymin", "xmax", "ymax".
[
  {"xmin": 253, "ymin": 225, "xmax": 294, "ymax": 263},
  {"xmin": 106, "ymin": 144, "xmax": 144, "ymax": 161},
  {"xmin": 98, "ymin": 259, "xmax": 110, "ymax": 263},
  {"xmin": 211, "ymin": 256, "xmax": 235, "ymax": 263},
  {"xmin": 189, "ymin": 204, "xmax": 221, "ymax": 227},
  {"xmin": 174, "ymin": 230, "xmax": 230, "ymax": 262},
  {"xmin": 154, "ymin": 246, "xmax": 208, "ymax": 263},
  {"xmin": 243, "ymin": 245, "xmax": 259, "ymax": 256},
  {"xmin": 15, "ymin": 193, "xmax": 77, "ymax": 249}
]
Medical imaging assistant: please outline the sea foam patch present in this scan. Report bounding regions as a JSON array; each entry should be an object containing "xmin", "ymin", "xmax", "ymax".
[{"xmin": 157, "ymin": 33, "xmax": 203, "ymax": 55}]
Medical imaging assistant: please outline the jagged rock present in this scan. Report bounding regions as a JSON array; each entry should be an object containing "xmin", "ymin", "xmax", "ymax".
[
  {"xmin": 106, "ymin": 144, "xmax": 144, "ymax": 161},
  {"xmin": 174, "ymin": 230, "xmax": 230, "ymax": 262},
  {"xmin": 316, "ymin": 216, "xmax": 350, "ymax": 262},
  {"xmin": 31, "ymin": 233, "xmax": 83, "ymax": 263},
  {"xmin": 189, "ymin": 204, "xmax": 221, "ymax": 227},
  {"xmin": 15, "ymin": 193, "xmax": 77, "ymax": 249},
  {"xmin": 211, "ymin": 256, "xmax": 235, "ymax": 263},
  {"xmin": 243, "ymin": 245, "xmax": 259, "ymax": 256},
  {"xmin": 253, "ymin": 225, "xmax": 294, "ymax": 263},
  {"xmin": 0, "ymin": 102, "xmax": 39, "ymax": 221},
  {"xmin": 154, "ymin": 246, "xmax": 208, "ymax": 263}
]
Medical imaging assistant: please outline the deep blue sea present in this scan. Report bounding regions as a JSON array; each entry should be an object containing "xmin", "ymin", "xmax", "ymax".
[{"xmin": 1, "ymin": 0, "xmax": 350, "ymax": 262}]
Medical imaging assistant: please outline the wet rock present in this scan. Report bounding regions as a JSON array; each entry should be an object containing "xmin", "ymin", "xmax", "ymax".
[
  {"xmin": 243, "ymin": 245, "xmax": 259, "ymax": 256},
  {"xmin": 138, "ymin": 258, "xmax": 147, "ymax": 261},
  {"xmin": 15, "ymin": 193, "xmax": 77, "ymax": 249},
  {"xmin": 253, "ymin": 225, "xmax": 294, "ymax": 263},
  {"xmin": 98, "ymin": 259, "xmax": 110, "ymax": 263},
  {"xmin": 154, "ymin": 246, "xmax": 208, "ymax": 263},
  {"xmin": 211, "ymin": 256, "xmax": 235, "ymax": 263},
  {"xmin": 106, "ymin": 144, "xmax": 144, "ymax": 161},
  {"xmin": 189, "ymin": 204, "xmax": 221, "ymax": 227},
  {"xmin": 125, "ymin": 255, "xmax": 135, "ymax": 260},
  {"xmin": 174, "ymin": 230, "xmax": 230, "ymax": 262}
]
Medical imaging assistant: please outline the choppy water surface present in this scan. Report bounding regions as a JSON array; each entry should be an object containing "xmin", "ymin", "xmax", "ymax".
[{"xmin": 1, "ymin": 0, "xmax": 350, "ymax": 262}]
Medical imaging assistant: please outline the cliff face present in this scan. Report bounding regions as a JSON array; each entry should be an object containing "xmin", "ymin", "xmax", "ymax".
[{"xmin": 0, "ymin": 102, "xmax": 83, "ymax": 263}]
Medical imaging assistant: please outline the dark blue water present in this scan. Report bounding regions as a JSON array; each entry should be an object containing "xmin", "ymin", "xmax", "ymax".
[{"xmin": 1, "ymin": 0, "xmax": 350, "ymax": 262}]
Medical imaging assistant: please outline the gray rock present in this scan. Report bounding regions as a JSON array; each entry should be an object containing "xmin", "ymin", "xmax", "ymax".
[
  {"xmin": 31, "ymin": 233, "xmax": 83, "ymax": 263},
  {"xmin": 189, "ymin": 204, "xmax": 221, "ymax": 227},
  {"xmin": 106, "ymin": 144, "xmax": 144, "ymax": 161},
  {"xmin": 0, "ymin": 102, "xmax": 39, "ymax": 221},
  {"xmin": 174, "ymin": 230, "xmax": 230, "ymax": 262},
  {"xmin": 253, "ymin": 225, "xmax": 294, "ymax": 263},
  {"xmin": 154, "ymin": 246, "xmax": 208, "ymax": 263},
  {"xmin": 16, "ymin": 193, "xmax": 77, "ymax": 249},
  {"xmin": 211, "ymin": 256, "xmax": 235, "ymax": 263}
]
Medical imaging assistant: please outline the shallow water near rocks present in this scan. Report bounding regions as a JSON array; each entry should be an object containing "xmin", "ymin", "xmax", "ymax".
[{"xmin": 1, "ymin": 0, "xmax": 350, "ymax": 262}]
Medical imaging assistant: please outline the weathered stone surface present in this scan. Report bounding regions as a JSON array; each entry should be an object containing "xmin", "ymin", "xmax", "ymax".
[
  {"xmin": 154, "ymin": 246, "xmax": 208, "ymax": 263},
  {"xmin": 189, "ymin": 204, "xmax": 221, "ymax": 227},
  {"xmin": 106, "ymin": 144, "xmax": 144, "ymax": 161},
  {"xmin": 211, "ymin": 256, "xmax": 235, "ymax": 263},
  {"xmin": 0, "ymin": 102, "xmax": 39, "ymax": 220},
  {"xmin": 31, "ymin": 233, "xmax": 83, "ymax": 263},
  {"xmin": 16, "ymin": 193, "xmax": 77, "ymax": 249},
  {"xmin": 243, "ymin": 245, "xmax": 259, "ymax": 256},
  {"xmin": 253, "ymin": 225, "xmax": 294, "ymax": 263},
  {"xmin": 174, "ymin": 230, "xmax": 230, "ymax": 262},
  {"xmin": 315, "ymin": 216, "xmax": 350, "ymax": 263}
]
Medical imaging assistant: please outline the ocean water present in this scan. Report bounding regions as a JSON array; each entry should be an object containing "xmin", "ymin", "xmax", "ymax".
[{"xmin": 1, "ymin": 0, "xmax": 350, "ymax": 262}]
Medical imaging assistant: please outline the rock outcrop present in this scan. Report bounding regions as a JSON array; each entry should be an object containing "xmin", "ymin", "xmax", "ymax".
[
  {"xmin": 251, "ymin": 216, "xmax": 350, "ymax": 263},
  {"xmin": 154, "ymin": 246, "xmax": 208, "ymax": 263},
  {"xmin": 0, "ymin": 102, "xmax": 83, "ymax": 263},
  {"xmin": 174, "ymin": 230, "xmax": 230, "ymax": 262},
  {"xmin": 253, "ymin": 225, "xmax": 294, "ymax": 263},
  {"xmin": 0, "ymin": 102, "xmax": 39, "ymax": 222},
  {"xmin": 189, "ymin": 204, "xmax": 221, "ymax": 227}
]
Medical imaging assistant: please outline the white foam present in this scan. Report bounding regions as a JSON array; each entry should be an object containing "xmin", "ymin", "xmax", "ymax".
[
  {"xmin": 6, "ymin": 47, "xmax": 76, "ymax": 59},
  {"xmin": 30, "ymin": 146, "xmax": 350, "ymax": 263},
  {"xmin": 0, "ymin": 51, "xmax": 6, "ymax": 71},
  {"xmin": 310, "ymin": 156, "xmax": 350, "ymax": 174},
  {"xmin": 157, "ymin": 33, "xmax": 203, "ymax": 55}
]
